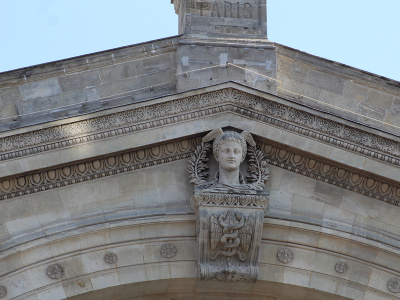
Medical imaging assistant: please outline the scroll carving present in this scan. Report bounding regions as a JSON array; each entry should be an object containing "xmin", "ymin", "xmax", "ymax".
[
  {"xmin": 0, "ymin": 88, "xmax": 398, "ymax": 172},
  {"xmin": 189, "ymin": 129, "xmax": 269, "ymax": 282}
]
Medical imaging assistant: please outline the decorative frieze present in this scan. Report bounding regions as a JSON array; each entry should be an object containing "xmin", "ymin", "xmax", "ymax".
[
  {"xmin": 259, "ymin": 141, "xmax": 400, "ymax": 206},
  {"xmin": 0, "ymin": 138, "xmax": 199, "ymax": 200},
  {"xmin": 0, "ymin": 88, "xmax": 398, "ymax": 170}
]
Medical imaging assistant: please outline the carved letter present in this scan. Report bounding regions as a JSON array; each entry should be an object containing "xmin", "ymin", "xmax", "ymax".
[
  {"xmin": 211, "ymin": 2, "xmax": 221, "ymax": 17},
  {"xmin": 199, "ymin": 1, "xmax": 209, "ymax": 16},
  {"xmin": 243, "ymin": 3, "xmax": 252, "ymax": 18},
  {"xmin": 224, "ymin": 1, "xmax": 233, "ymax": 18}
]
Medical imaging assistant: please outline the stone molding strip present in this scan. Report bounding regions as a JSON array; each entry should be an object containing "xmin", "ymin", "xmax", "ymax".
[
  {"xmin": 0, "ymin": 135, "xmax": 399, "ymax": 208},
  {"xmin": 259, "ymin": 141, "xmax": 400, "ymax": 206},
  {"xmin": 0, "ymin": 138, "xmax": 199, "ymax": 200},
  {"xmin": 0, "ymin": 88, "xmax": 399, "ymax": 168}
]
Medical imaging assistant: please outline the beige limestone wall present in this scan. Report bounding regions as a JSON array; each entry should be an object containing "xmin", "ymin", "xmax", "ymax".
[
  {"xmin": 0, "ymin": 37, "xmax": 179, "ymax": 130},
  {"xmin": 276, "ymin": 44, "xmax": 400, "ymax": 133},
  {"xmin": 0, "ymin": 157, "xmax": 399, "ymax": 299}
]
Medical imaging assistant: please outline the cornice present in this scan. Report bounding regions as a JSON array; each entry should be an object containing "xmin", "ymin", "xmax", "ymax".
[
  {"xmin": 0, "ymin": 137, "xmax": 200, "ymax": 200},
  {"xmin": 0, "ymin": 135, "xmax": 398, "ymax": 208},
  {"xmin": 0, "ymin": 87, "xmax": 399, "ymax": 169}
]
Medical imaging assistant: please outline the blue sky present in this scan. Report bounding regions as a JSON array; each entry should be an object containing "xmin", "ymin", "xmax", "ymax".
[{"xmin": 1, "ymin": 0, "xmax": 399, "ymax": 81}]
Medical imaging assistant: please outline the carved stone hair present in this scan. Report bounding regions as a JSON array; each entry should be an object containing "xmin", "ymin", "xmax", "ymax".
[{"xmin": 203, "ymin": 128, "xmax": 256, "ymax": 162}]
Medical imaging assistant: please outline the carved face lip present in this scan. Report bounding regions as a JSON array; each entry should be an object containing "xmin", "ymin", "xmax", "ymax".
[{"xmin": 217, "ymin": 141, "xmax": 243, "ymax": 172}]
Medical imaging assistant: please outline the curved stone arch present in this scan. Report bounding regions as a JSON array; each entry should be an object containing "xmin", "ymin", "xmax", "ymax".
[{"xmin": 0, "ymin": 216, "xmax": 399, "ymax": 299}]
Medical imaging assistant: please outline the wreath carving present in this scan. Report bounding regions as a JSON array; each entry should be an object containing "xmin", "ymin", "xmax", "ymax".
[{"xmin": 187, "ymin": 129, "xmax": 269, "ymax": 191}]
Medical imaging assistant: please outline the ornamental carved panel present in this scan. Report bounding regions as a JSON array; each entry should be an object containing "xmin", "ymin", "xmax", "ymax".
[{"xmin": 189, "ymin": 129, "xmax": 269, "ymax": 282}]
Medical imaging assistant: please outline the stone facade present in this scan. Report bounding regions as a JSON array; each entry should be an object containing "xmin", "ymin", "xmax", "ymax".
[{"xmin": 0, "ymin": 1, "xmax": 399, "ymax": 300}]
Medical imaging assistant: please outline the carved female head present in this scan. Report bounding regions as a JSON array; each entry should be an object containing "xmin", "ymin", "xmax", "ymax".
[
  {"xmin": 213, "ymin": 131, "xmax": 247, "ymax": 163},
  {"xmin": 202, "ymin": 128, "xmax": 256, "ymax": 170}
]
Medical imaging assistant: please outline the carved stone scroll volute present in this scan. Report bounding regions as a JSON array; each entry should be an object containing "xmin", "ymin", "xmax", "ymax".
[{"xmin": 188, "ymin": 129, "xmax": 269, "ymax": 282}]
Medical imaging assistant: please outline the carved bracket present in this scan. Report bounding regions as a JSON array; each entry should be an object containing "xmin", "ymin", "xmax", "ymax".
[
  {"xmin": 192, "ymin": 192, "xmax": 268, "ymax": 282},
  {"xmin": 189, "ymin": 129, "xmax": 269, "ymax": 282}
]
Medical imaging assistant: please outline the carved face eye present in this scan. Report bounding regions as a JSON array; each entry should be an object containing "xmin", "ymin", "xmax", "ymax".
[{"xmin": 234, "ymin": 148, "xmax": 241, "ymax": 154}]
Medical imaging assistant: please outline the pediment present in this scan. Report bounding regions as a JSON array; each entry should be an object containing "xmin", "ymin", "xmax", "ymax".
[
  {"xmin": 0, "ymin": 82, "xmax": 398, "ymax": 206},
  {"xmin": 1, "ymin": 82, "xmax": 400, "ymax": 298}
]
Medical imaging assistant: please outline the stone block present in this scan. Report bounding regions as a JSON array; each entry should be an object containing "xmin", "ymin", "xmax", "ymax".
[
  {"xmin": 306, "ymin": 70, "xmax": 345, "ymax": 94},
  {"xmin": 267, "ymin": 189, "xmax": 293, "ymax": 216},
  {"xmin": 138, "ymin": 68, "xmax": 176, "ymax": 87},
  {"xmin": 357, "ymin": 102, "xmax": 386, "ymax": 121},
  {"xmin": 346, "ymin": 242, "xmax": 378, "ymax": 263},
  {"xmin": 283, "ymin": 269, "xmax": 311, "ymax": 287},
  {"xmin": 0, "ymin": 86, "xmax": 22, "ymax": 105},
  {"xmin": 288, "ymin": 227, "xmax": 320, "ymax": 248},
  {"xmin": 261, "ymin": 224, "xmax": 289, "ymax": 243},
  {"xmin": 170, "ymin": 261, "xmax": 198, "ymax": 279},
  {"xmin": 49, "ymin": 235, "xmax": 82, "ymax": 257},
  {"xmin": 58, "ymin": 177, "xmax": 122, "ymax": 209},
  {"xmin": 79, "ymin": 230, "xmax": 110, "ymax": 250},
  {"xmin": 0, "ymin": 272, "xmax": 34, "ymax": 299},
  {"xmin": 96, "ymin": 76, "xmax": 141, "ymax": 99},
  {"xmin": 292, "ymin": 194, "xmax": 325, "ymax": 220},
  {"xmin": 339, "ymin": 190, "xmax": 374, "ymax": 218},
  {"xmin": 364, "ymin": 290, "xmax": 393, "ymax": 300},
  {"xmin": 362, "ymin": 158, "xmax": 399, "ymax": 182},
  {"xmin": 0, "ymin": 104, "xmax": 18, "ymax": 121},
  {"xmin": 322, "ymin": 205, "xmax": 355, "ymax": 233},
  {"xmin": 86, "ymin": 52, "xmax": 114, "ymax": 69},
  {"xmin": 319, "ymin": 90, "xmax": 360, "ymax": 113},
  {"xmin": 145, "ymin": 263, "xmax": 172, "ymax": 281},
  {"xmin": 342, "ymin": 80, "xmax": 369, "ymax": 103},
  {"xmin": 62, "ymin": 277, "xmax": 94, "ymax": 298},
  {"xmin": 18, "ymin": 87, "xmax": 99, "ymax": 115},
  {"xmin": 22, "ymin": 190, "xmax": 64, "ymax": 216},
  {"xmin": 317, "ymin": 235, "xmax": 349, "ymax": 257},
  {"xmin": 279, "ymin": 77, "xmax": 322, "ymax": 102},
  {"xmin": 367, "ymin": 268, "xmax": 394, "ymax": 292},
  {"xmin": 98, "ymin": 61, "xmax": 143, "ymax": 84},
  {"xmin": 59, "ymin": 70, "xmax": 101, "ymax": 92},
  {"xmin": 257, "ymin": 265, "xmax": 284, "ymax": 283},
  {"xmin": 5, "ymin": 215, "xmax": 41, "ymax": 235},
  {"xmin": 366, "ymin": 90, "xmax": 394, "ymax": 110},
  {"xmin": 312, "ymin": 181, "xmax": 343, "ymax": 208},
  {"xmin": 118, "ymin": 266, "xmax": 147, "ymax": 285},
  {"xmin": 142, "ymin": 53, "xmax": 175, "ymax": 73},
  {"xmin": 329, "ymin": 148, "xmax": 365, "ymax": 169},
  {"xmin": 20, "ymin": 244, "xmax": 53, "ymax": 267},
  {"xmin": 336, "ymin": 281, "xmax": 365, "ymax": 300},
  {"xmin": 90, "ymin": 271, "xmax": 120, "ymax": 291},
  {"xmin": 109, "ymin": 225, "xmax": 141, "ymax": 244},
  {"xmin": 0, "ymin": 252, "xmax": 25, "ymax": 277},
  {"xmin": 383, "ymin": 97, "xmax": 400, "ymax": 127},
  {"xmin": 279, "ymin": 170, "xmax": 317, "ymax": 198},
  {"xmin": 277, "ymin": 58, "xmax": 308, "ymax": 83},
  {"xmin": 35, "ymin": 285, "xmax": 67, "ymax": 300},
  {"xmin": 0, "ymin": 197, "xmax": 30, "ymax": 224},
  {"xmin": 19, "ymin": 78, "xmax": 62, "ymax": 101},
  {"xmin": 309, "ymin": 274, "xmax": 338, "ymax": 294},
  {"xmin": 26, "ymin": 265, "xmax": 55, "ymax": 290}
]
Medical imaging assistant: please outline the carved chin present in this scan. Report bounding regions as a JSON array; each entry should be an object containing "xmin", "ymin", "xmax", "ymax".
[{"xmin": 221, "ymin": 164, "xmax": 239, "ymax": 171}]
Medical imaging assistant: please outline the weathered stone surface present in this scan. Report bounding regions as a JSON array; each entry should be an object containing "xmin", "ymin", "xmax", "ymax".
[
  {"xmin": 0, "ymin": 2, "xmax": 398, "ymax": 299},
  {"xmin": 19, "ymin": 78, "xmax": 62, "ymax": 101},
  {"xmin": 59, "ymin": 70, "xmax": 101, "ymax": 92}
]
